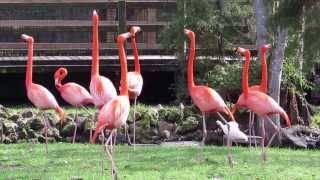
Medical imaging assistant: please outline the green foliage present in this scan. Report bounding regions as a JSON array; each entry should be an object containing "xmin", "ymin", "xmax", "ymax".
[
  {"xmin": 1, "ymin": 143, "xmax": 320, "ymax": 179},
  {"xmin": 311, "ymin": 111, "xmax": 320, "ymax": 127},
  {"xmin": 282, "ymin": 56, "xmax": 313, "ymax": 92},
  {"xmin": 159, "ymin": 0, "xmax": 255, "ymax": 53},
  {"xmin": 203, "ymin": 60, "xmax": 261, "ymax": 96}
]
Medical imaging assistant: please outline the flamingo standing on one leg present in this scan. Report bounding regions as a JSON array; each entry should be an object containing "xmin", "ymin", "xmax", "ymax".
[
  {"xmin": 184, "ymin": 29, "xmax": 236, "ymax": 167},
  {"xmin": 127, "ymin": 26, "xmax": 143, "ymax": 147},
  {"xmin": 91, "ymin": 32, "xmax": 131, "ymax": 180},
  {"xmin": 247, "ymin": 44, "xmax": 272, "ymax": 147},
  {"xmin": 22, "ymin": 34, "xmax": 64, "ymax": 153},
  {"xmin": 54, "ymin": 67, "xmax": 93, "ymax": 143},
  {"xmin": 90, "ymin": 10, "xmax": 117, "ymax": 109},
  {"xmin": 232, "ymin": 47, "xmax": 291, "ymax": 161}
]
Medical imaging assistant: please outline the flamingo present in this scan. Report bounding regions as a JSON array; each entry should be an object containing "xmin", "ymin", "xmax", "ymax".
[
  {"xmin": 232, "ymin": 47, "xmax": 291, "ymax": 161},
  {"xmin": 90, "ymin": 10, "xmax": 117, "ymax": 109},
  {"xmin": 128, "ymin": 26, "xmax": 143, "ymax": 147},
  {"xmin": 54, "ymin": 67, "xmax": 93, "ymax": 143},
  {"xmin": 22, "ymin": 34, "xmax": 64, "ymax": 153},
  {"xmin": 91, "ymin": 32, "xmax": 131, "ymax": 179},
  {"xmin": 184, "ymin": 29, "xmax": 235, "ymax": 167},
  {"xmin": 247, "ymin": 44, "xmax": 272, "ymax": 146}
]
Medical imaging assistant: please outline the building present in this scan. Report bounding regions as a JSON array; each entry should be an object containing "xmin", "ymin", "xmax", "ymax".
[{"xmin": 0, "ymin": 0, "xmax": 177, "ymax": 57}]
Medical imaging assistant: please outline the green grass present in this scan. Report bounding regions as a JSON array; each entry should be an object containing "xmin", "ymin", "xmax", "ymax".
[{"xmin": 0, "ymin": 144, "xmax": 319, "ymax": 180}]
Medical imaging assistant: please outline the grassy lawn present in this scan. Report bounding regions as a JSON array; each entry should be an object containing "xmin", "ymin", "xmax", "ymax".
[{"xmin": 0, "ymin": 143, "xmax": 319, "ymax": 180}]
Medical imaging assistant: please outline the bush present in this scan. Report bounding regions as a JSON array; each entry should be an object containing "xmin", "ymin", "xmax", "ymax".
[{"xmin": 312, "ymin": 111, "xmax": 320, "ymax": 127}]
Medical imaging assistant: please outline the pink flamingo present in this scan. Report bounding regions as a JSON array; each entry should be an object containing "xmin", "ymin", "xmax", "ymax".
[
  {"xmin": 232, "ymin": 47, "xmax": 291, "ymax": 161},
  {"xmin": 247, "ymin": 44, "xmax": 272, "ymax": 146},
  {"xmin": 54, "ymin": 67, "xmax": 93, "ymax": 143},
  {"xmin": 128, "ymin": 26, "xmax": 143, "ymax": 147},
  {"xmin": 90, "ymin": 10, "xmax": 117, "ymax": 109},
  {"xmin": 22, "ymin": 34, "xmax": 64, "ymax": 153},
  {"xmin": 91, "ymin": 32, "xmax": 131, "ymax": 179},
  {"xmin": 185, "ymin": 29, "xmax": 235, "ymax": 166}
]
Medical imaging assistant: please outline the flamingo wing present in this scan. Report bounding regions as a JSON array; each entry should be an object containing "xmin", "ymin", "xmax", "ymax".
[
  {"xmin": 27, "ymin": 83, "xmax": 59, "ymax": 109},
  {"xmin": 61, "ymin": 83, "xmax": 93, "ymax": 106},
  {"xmin": 127, "ymin": 71, "xmax": 143, "ymax": 98},
  {"xmin": 90, "ymin": 75, "xmax": 117, "ymax": 108}
]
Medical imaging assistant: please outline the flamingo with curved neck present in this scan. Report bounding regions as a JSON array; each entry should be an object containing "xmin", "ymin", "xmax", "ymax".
[
  {"xmin": 89, "ymin": 10, "xmax": 117, "ymax": 109},
  {"xmin": 233, "ymin": 47, "xmax": 291, "ymax": 161},
  {"xmin": 91, "ymin": 32, "xmax": 131, "ymax": 180},
  {"xmin": 54, "ymin": 67, "xmax": 93, "ymax": 143},
  {"xmin": 22, "ymin": 34, "xmax": 64, "ymax": 153}
]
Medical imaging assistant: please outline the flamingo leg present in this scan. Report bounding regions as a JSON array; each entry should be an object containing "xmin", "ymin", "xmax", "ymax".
[
  {"xmin": 72, "ymin": 107, "xmax": 78, "ymax": 144},
  {"xmin": 265, "ymin": 116, "xmax": 280, "ymax": 148},
  {"xmin": 80, "ymin": 105, "xmax": 94, "ymax": 141},
  {"xmin": 41, "ymin": 111, "xmax": 48, "ymax": 154},
  {"xmin": 201, "ymin": 112, "xmax": 207, "ymax": 146},
  {"xmin": 261, "ymin": 118, "xmax": 266, "ymax": 162},
  {"xmin": 105, "ymin": 130, "xmax": 118, "ymax": 180},
  {"xmin": 251, "ymin": 113, "xmax": 258, "ymax": 148},
  {"xmin": 217, "ymin": 112, "xmax": 234, "ymax": 167},
  {"xmin": 248, "ymin": 111, "xmax": 252, "ymax": 147},
  {"xmin": 124, "ymin": 123, "xmax": 132, "ymax": 145},
  {"xmin": 133, "ymin": 97, "xmax": 137, "ymax": 149}
]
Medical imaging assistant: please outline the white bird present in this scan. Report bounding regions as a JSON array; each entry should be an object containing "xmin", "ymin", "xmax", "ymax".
[{"xmin": 216, "ymin": 120, "xmax": 248, "ymax": 142}]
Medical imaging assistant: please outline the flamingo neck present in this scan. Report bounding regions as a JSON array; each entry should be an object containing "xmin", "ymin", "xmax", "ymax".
[
  {"xmin": 260, "ymin": 50, "xmax": 268, "ymax": 92},
  {"xmin": 187, "ymin": 34, "xmax": 196, "ymax": 90},
  {"xmin": 131, "ymin": 36, "xmax": 141, "ymax": 73},
  {"xmin": 118, "ymin": 40, "xmax": 129, "ymax": 96},
  {"xmin": 25, "ymin": 41, "xmax": 33, "ymax": 88},
  {"xmin": 91, "ymin": 16, "xmax": 99, "ymax": 77},
  {"xmin": 242, "ymin": 52, "xmax": 251, "ymax": 96},
  {"xmin": 55, "ymin": 76, "xmax": 63, "ymax": 91}
]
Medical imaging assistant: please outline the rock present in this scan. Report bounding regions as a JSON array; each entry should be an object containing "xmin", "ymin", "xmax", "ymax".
[
  {"xmin": 3, "ymin": 120, "xmax": 18, "ymax": 134},
  {"xmin": 281, "ymin": 125, "xmax": 320, "ymax": 148},
  {"xmin": 8, "ymin": 114, "xmax": 20, "ymax": 122},
  {"xmin": 17, "ymin": 118, "xmax": 29, "ymax": 130},
  {"xmin": 61, "ymin": 122, "xmax": 76, "ymax": 137},
  {"xmin": 21, "ymin": 109, "xmax": 34, "ymax": 118},
  {"xmin": 28, "ymin": 117, "xmax": 44, "ymax": 131},
  {"xmin": 83, "ymin": 118, "xmax": 94, "ymax": 134},
  {"xmin": 47, "ymin": 127, "xmax": 61, "ymax": 140},
  {"xmin": 158, "ymin": 120, "xmax": 176, "ymax": 139},
  {"xmin": 45, "ymin": 112, "xmax": 60, "ymax": 126},
  {"xmin": 0, "ymin": 105, "xmax": 11, "ymax": 119},
  {"xmin": 176, "ymin": 116, "xmax": 199, "ymax": 135},
  {"xmin": 38, "ymin": 135, "xmax": 56, "ymax": 143}
]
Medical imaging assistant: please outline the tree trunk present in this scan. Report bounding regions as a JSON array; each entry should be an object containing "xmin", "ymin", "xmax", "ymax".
[
  {"xmin": 254, "ymin": 0, "xmax": 268, "ymax": 48},
  {"xmin": 175, "ymin": 0, "xmax": 187, "ymax": 102},
  {"xmin": 253, "ymin": 0, "xmax": 269, "ymax": 143},
  {"xmin": 268, "ymin": 25, "xmax": 288, "ymax": 144},
  {"xmin": 297, "ymin": 4, "xmax": 306, "ymax": 73}
]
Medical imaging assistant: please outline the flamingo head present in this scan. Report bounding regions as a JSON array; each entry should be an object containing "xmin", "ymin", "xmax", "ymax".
[
  {"xmin": 184, "ymin": 29, "xmax": 195, "ymax": 40},
  {"xmin": 21, "ymin": 34, "xmax": 34, "ymax": 44},
  {"xmin": 54, "ymin": 67, "xmax": 68, "ymax": 85},
  {"xmin": 117, "ymin": 32, "xmax": 131, "ymax": 44},
  {"xmin": 261, "ymin": 43, "xmax": 272, "ymax": 53},
  {"xmin": 236, "ymin": 47, "xmax": 250, "ymax": 59},
  {"xmin": 130, "ymin": 26, "xmax": 141, "ymax": 37},
  {"xmin": 92, "ymin": 10, "xmax": 99, "ymax": 27}
]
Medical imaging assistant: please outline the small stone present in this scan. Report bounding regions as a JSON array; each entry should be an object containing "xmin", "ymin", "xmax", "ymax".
[
  {"xmin": 8, "ymin": 114, "xmax": 20, "ymax": 122},
  {"xmin": 21, "ymin": 109, "xmax": 34, "ymax": 118}
]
